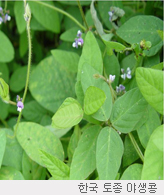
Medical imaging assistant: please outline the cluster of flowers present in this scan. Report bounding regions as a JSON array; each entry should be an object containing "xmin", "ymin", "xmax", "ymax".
[
  {"xmin": 108, "ymin": 74, "xmax": 126, "ymax": 94},
  {"xmin": 0, "ymin": 7, "xmax": 11, "ymax": 25},
  {"xmin": 16, "ymin": 95, "xmax": 24, "ymax": 112},
  {"xmin": 121, "ymin": 67, "xmax": 132, "ymax": 80},
  {"xmin": 72, "ymin": 30, "xmax": 84, "ymax": 49}
]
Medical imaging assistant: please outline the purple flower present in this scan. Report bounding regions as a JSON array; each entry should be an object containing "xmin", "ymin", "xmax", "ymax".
[
  {"xmin": 121, "ymin": 67, "xmax": 132, "ymax": 80},
  {"xmin": 77, "ymin": 30, "xmax": 82, "ymax": 38},
  {"xmin": 108, "ymin": 11, "xmax": 113, "ymax": 21},
  {"xmin": 116, "ymin": 84, "xmax": 125, "ymax": 94},
  {"xmin": 108, "ymin": 74, "xmax": 115, "ymax": 83},
  {"xmin": 0, "ymin": 7, "xmax": 3, "ymax": 13},
  {"xmin": 72, "ymin": 30, "xmax": 84, "ymax": 49},
  {"xmin": 4, "ymin": 14, "xmax": 11, "ymax": 23},
  {"xmin": 17, "ymin": 101, "xmax": 24, "ymax": 112}
]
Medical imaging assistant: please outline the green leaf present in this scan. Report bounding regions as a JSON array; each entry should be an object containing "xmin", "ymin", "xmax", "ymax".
[
  {"xmin": 46, "ymin": 126, "xmax": 71, "ymax": 139},
  {"xmin": 9, "ymin": 66, "xmax": 27, "ymax": 92},
  {"xmin": 96, "ymin": 127, "xmax": 124, "ymax": 180},
  {"xmin": 137, "ymin": 106, "xmax": 160, "ymax": 148},
  {"xmin": 77, "ymin": 31, "xmax": 103, "ymax": 81},
  {"xmin": 16, "ymin": 122, "xmax": 64, "ymax": 166},
  {"xmin": 136, "ymin": 67, "xmax": 163, "ymax": 115},
  {"xmin": 0, "ymin": 130, "xmax": 6, "ymax": 168},
  {"xmin": 70, "ymin": 125, "xmax": 101, "ymax": 180},
  {"xmin": 0, "ymin": 99, "xmax": 9, "ymax": 120},
  {"xmin": 29, "ymin": 1, "xmax": 60, "ymax": 33},
  {"xmin": 52, "ymin": 98, "xmax": 83, "ymax": 129},
  {"xmin": 14, "ymin": 1, "xmax": 26, "ymax": 34},
  {"xmin": 111, "ymin": 88, "xmax": 148, "ymax": 133},
  {"xmin": 51, "ymin": 49, "xmax": 79, "ymax": 73},
  {"xmin": 75, "ymin": 81, "xmax": 84, "ymax": 107},
  {"xmin": 22, "ymin": 100, "xmax": 52, "ymax": 124},
  {"xmin": 0, "ymin": 63, "xmax": 9, "ymax": 83},
  {"xmin": 40, "ymin": 150, "xmax": 70, "ymax": 180},
  {"xmin": 123, "ymin": 131, "xmax": 143, "ymax": 168},
  {"xmin": 0, "ymin": 31, "xmax": 14, "ymax": 63},
  {"xmin": 0, "ymin": 78, "xmax": 9, "ymax": 102},
  {"xmin": 19, "ymin": 30, "xmax": 28, "ymax": 57},
  {"xmin": 29, "ymin": 56, "xmax": 76, "ymax": 113},
  {"xmin": 84, "ymin": 86, "xmax": 106, "ymax": 115},
  {"xmin": 121, "ymin": 164, "xmax": 143, "ymax": 180},
  {"xmin": 104, "ymin": 53, "xmax": 120, "ymax": 88},
  {"xmin": 0, "ymin": 167, "xmax": 24, "ymax": 180},
  {"xmin": 103, "ymin": 39, "xmax": 126, "ymax": 53},
  {"xmin": 151, "ymin": 62, "xmax": 164, "ymax": 70},
  {"xmin": 143, "ymin": 53, "xmax": 160, "ymax": 68},
  {"xmin": 22, "ymin": 152, "xmax": 46, "ymax": 180},
  {"xmin": 60, "ymin": 27, "xmax": 79, "ymax": 42},
  {"xmin": 81, "ymin": 63, "xmax": 112, "ymax": 121},
  {"xmin": 67, "ymin": 126, "xmax": 81, "ymax": 164},
  {"xmin": 2, "ymin": 129, "xmax": 23, "ymax": 171},
  {"xmin": 141, "ymin": 125, "xmax": 163, "ymax": 180},
  {"xmin": 117, "ymin": 16, "xmax": 163, "ymax": 56}
]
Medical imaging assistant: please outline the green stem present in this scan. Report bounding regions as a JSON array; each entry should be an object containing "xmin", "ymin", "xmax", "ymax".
[
  {"xmin": 8, "ymin": 100, "xmax": 17, "ymax": 106},
  {"xmin": 77, "ymin": 0, "xmax": 89, "ymax": 30},
  {"xmin": 128, "ymin": 132, "xmax": 144, "ymax": 162},
  {"xmin": 34, "ymin": 0, "xmax": 86, "ymax": 31},
  {"xmin": 4, "ymin": 0, "xmax": 7, "ymax": 12},
  {"xmin": 11, "ymin": 4, "xmax": 32, "ymax": 139}
]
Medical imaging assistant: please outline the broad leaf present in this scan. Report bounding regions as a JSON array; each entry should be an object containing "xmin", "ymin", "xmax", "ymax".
[
  {"xmin": 0, "ymin": 31, "xmax": 14, "ymax": 63},
  {"xmin": 70, "ymin": 125, "xmax": 101, "ymax": 180},
  {"xmin": 16, "ymin": 122, "xmax": 64, "ymax": 166},
  {"xmin": 40, "ymin": 150, "xmax": 70, "ymax": 180},
  {"xmin": 111, "ymin": 88, "xmax": 148, "ymax": 133},
  {"xmin": 29, "ymin": 1, "xmax": 60, "ymax": 33},
  {"xmin": 51, "ymin": 49, "xmax": 79, "ymax": 73},
  {"xmin": 121, "ymin": 164, "xmax": 143, "ymax": 180},
  {"xmin": 137, "ymin": 106, "xmax": 160, "ymax": 148},
  {"xmin": 141, "ymin": 125, "xmax": 163, "ymax": 180},
  {"xmin": 84, "ymin": 86, "xmax": 106, "ymax": 115},
  {"xmin": 117, "ymin": 16, "xmax": 163, "ymax": 56},
  {"xmin": 96, "ymin": 127, "xmax": 124, "ymax": 180},
  {"xmin": 136, "ymin": 67, "xmax": 163, "ymax": 115},
  {"xmin": 52, "ymin": 98, "xmax": 83, "ymax": 129},
  {"xmin": 29, "ymin": 56, "xmax": 76, "ymax": 113},
  {"xmin": 0, "ymin": 78, "xmax": 9, "ymax": 102}
]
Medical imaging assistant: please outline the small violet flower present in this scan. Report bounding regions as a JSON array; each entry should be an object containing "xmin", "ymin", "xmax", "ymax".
[
  {"xmin": 116, "ymin": 84, "xmax": 126, "ymax": 94},
  {"xmin": 108, "ymin": 11, "xmax": 114, "ymax": 21},
  {"xmin": 121, "ymin": 67, "xmax": 132, "ymax": 80},
  {"xmin": 72, "ymin": 30, "xmax": 84, "ymax": 49},
  {"xmin": 107, "ymin": 74, "xmax": 115, "ymax": 83},
  {"xmin": 16, "ymin": 95, "xmax": 24, "ymax": 112},
  {"xmin": 0, "ymin": 7, "xmax": 11, "ymax": 25}
]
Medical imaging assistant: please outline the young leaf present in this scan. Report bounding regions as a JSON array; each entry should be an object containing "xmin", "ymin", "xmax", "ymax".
[
  {"xmin": 0, "ymin": 130, "xmax": 6, "ymax": 168},
  {"xmin": 0, "ymin": 167, "xmax": 24, "ymax": 180},
  {"xmin": 121, "ymin": 164, "xmax": 143, "ymax": 180},
  {"xmin": 70, "ymin": 125, "xmax": 101, "ymax": 180},
  {"xmin": 0, "ymin": 78, "xmax": 9, "ymax": 102},
  {"xmin": 96, "ymin": 127, "xmax": 124, "ymax": 180},
  {"xmin": 16, "ymin": 122, "xmax": 64, "ymax": 167},
  {"xmin": 0, "ymin": 31, "xmax": 14, "ymax": 63},
  {"xmin": 40, "ymin": 150, "xmax": 70, "ymax": 180},
  {"xmin": 111, "ymin": 88, "xmax": 148, "ymax": 133},
  {"xmin": 141, "ymin": 125, "xmax": 163, "ymax": 180},
  {"xmin": 117, "ymin": 16, "xmax": 163, "ymax": 56},
  {"xmin": 136, "ymin": 67, "xmax": 163, "ymax": 115},
  {"xmin": 103, "ymin": 39, "xmax": 126, "ymax": 53},
  {"xmin": 22, "ymin": 152, "xmax": 46, "ymax": 180},
  {"xmin": 84, "ymin": 86, "xmax": 106, "ymax": 115},
  {"xmin": 52, "ymin": 98, "xmax": 83, "ymax": 129}
]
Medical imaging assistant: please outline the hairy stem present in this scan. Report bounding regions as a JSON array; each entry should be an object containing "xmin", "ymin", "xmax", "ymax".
[
  {"xmin": 34, "ymin": 0, "xmax": 86, "ymax": 31},
  {"xmin": 128, "ymin": 132, "xmax": 144, "ymax": 162},
  {"xmin": 77, "ymin": 0, "xmax": 89, "ymax": 30}
]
